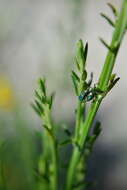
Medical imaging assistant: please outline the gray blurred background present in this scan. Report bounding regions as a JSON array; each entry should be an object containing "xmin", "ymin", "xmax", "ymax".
[{"xmin": 0, "ymin": 0, "xmax": 127, "ymax": 189}]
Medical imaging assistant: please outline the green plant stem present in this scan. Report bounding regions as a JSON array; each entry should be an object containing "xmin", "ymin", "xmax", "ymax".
[
  {"xmin": 66, "ymin": 1, "xmax": 127, "ymax": 189},
  {"xmin": 49, "ymin": 139, "xmax": 58, "ymax": 190},
  {"xmin": 98, "ymin": 0, "xmax": 127, "ymax": 90},
  {"xmin": 75, "ymin": 101, "xmax": 82, "ymax": 140},
  {"xmin": 42, "ymin": 109, "xmax": 58, "ymax": 190}
]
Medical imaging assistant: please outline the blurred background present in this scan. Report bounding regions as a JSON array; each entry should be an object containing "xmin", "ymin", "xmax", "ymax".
[{"xmin": 0, "ymin": 0, "xmax": 127, "ymax": 189}]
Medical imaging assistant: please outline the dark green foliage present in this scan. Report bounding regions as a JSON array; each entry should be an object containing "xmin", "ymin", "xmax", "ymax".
[
  {"xmin": 107, "ymin": 3, "xmax": 118, "ymax": 17},
  {"xmin": 100, "ymin": 13, "xmax": 115, "ymax": 27},
  {"xmin": 99, "ymin": 37, "xmax": 111, "ymax": 51}
]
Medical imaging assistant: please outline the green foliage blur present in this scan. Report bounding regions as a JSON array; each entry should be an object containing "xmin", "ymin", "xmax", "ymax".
[{"xmin": 0, "ymin": 0, "xmax": 85, "ymax": 189}]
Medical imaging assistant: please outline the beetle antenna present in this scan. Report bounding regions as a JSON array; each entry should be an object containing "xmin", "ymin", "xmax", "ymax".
[{"xmin": 87, "ymin": 72, "xmax": 93, "ymax": 86}]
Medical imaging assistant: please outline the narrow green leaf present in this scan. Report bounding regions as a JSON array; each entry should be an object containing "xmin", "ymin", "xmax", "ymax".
[
  {"xmin": 35, "ymin": 99, "xmax": 44, "ymax": 113},
  {"xmin": 94, "ymin": 87, "xmax": 104, "ymax": 94},
  {"xmin": 62, "ymin": 125, "xmax": 72, "ymax": 136},
  {"xmin": 82, "ymin": 81, "xmax": 88, "ymax": 91},
  {"xmin": 43, "ymin": 125, "xmax": 55, "ymax": 140},
  {"xmin": 74, "ymin": 57, "xmax": 80, "ymax": 71},
  {"xmin": 38, "ymin": 78, "xmax": 46, "ymax": 96},
  {"xmin": 31, "ymin": 103, "xmax": 41, "ymax": 116},
  {"xmin": 77, "ymin": 39, "xmax": 84, "ymax": 53},
  {"xmin": 76, "ymin": 39, "xmax": 85, "ymax": 70},
  {"xmin": 101, "ymin": 13, "xmax": 115, "ymax": 27},
  {"xmin": 71, "ymin": 74, "xmax": 79, "ymax": 95},
  {"xmin": 81, "ymin": 70, "xmax": 87, "ymax": 81},
  {"xmin": 93, "ymin": 121, "xmax": 101, "ymax": 137},
  {"xmin": 35, "ymin": 90, "xmax": 46, "ymax": 104},
  {"xmin": 41, "ymin": 96, "xmax": 47, "ymax": 104},
  {"xmin": 49, "ymin": 92, "xmax": 55, "ymax": 109},
  {"xmin": 35, "ymin": 90, "xmax": 42, "ymax": 101},
  {"xmin": 59, "ymin": 139, "xmax": 72, "ymax": 147},
  {"xmin": 107, "ymin": 3, "xmax": 118, "ymax": 17},
  {"xmin": 73, "ymin": 141, "xmax": 81, "ymax": 152},
  {"xmin": 99, "ymin": 37, "xmax": 111, "ymax": 50},
  {"xmin": 86, "ymin": 135, "xmax": 96, "ymax": 147},
  {"xmin": 85, "ymin": 122, "xmax": 101, "ymax": 153},
  {"xmin": 72, "ymin": 71, "xmax": 80, "ymax": 82},
  {"xmin": 108, "ymin": 77, "xmax": 120, "ymax": 92}
]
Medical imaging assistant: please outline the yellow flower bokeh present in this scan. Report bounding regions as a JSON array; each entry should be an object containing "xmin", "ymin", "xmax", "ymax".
[{"xmin": 0, "ymin": 75, "xmax": 15, "ymax": 110}]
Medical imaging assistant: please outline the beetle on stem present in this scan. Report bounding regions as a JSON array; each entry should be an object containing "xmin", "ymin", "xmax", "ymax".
[{"xmin": 79, "ymin": 73, "xmax": 104, "ymax": 102}]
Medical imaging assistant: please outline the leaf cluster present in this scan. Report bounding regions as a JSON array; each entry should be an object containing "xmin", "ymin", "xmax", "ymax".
[{"xmin": 31, "ymin": 78, "xmax": 54, "ymax": 118}]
